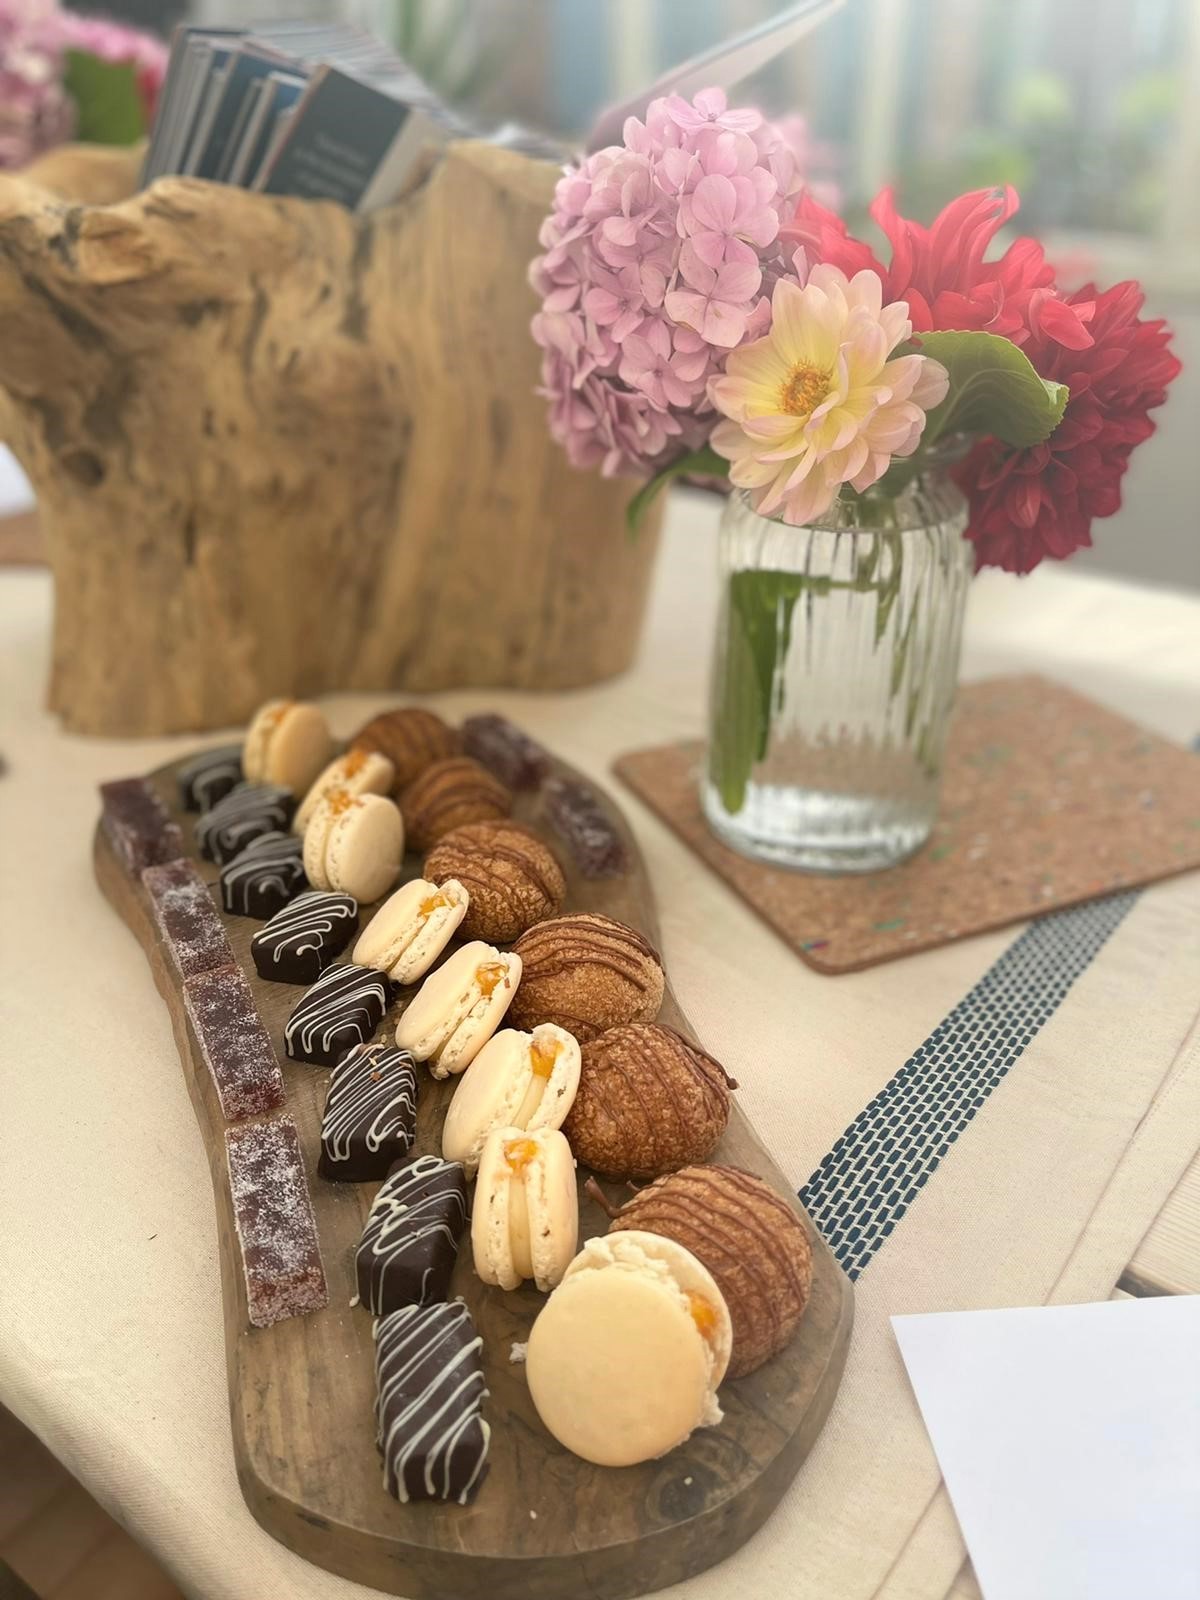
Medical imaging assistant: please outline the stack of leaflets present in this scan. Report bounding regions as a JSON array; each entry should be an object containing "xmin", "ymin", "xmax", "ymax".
[{"xmin": 141, "ymin": 21, "xmax": 467, "ymax": 212}]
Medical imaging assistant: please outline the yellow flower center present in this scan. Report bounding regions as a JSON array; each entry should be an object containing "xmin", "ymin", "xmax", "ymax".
[{"xmin": 779, "ymin": 363, "xmax": 830, "ymax": 418}]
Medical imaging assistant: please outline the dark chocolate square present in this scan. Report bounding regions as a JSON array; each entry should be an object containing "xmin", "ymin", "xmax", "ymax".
[
  {"xmin": 375, "ymin": 1302, "xmax": 490, "ymax": 1504},
  {"xmin": 196, "ymin": 783, "xmax": 294, "ymax": 865},
  {"xmin": 177, "ymin": 744, "xmax": 243, "ymax": 812},
  {"xmin": 318, "ymin": 1043, "xmax": 417, "ymax": 1182},
  {"xmin": 252, "ymin": 891, "xmax": 358, "ymax": 984},
  {"xmin": 355, "ymin": 1154, "xmax": 468, "ymax": 1313},
  {"xmin": 221, "ymin": 830, "xmax": 307, "ymax": 919},
  {"xmin": 284, "ymin": 962, "xmax": 390, "ymax": 1067}
]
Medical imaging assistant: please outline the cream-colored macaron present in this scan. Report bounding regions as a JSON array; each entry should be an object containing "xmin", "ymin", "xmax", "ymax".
[
  {"xmin": 293, "ymin": 747, "xmax": 395, "ymax": 835},
  {"xmin": 472, "ymin": 1126, "xmax": 578, "ymax": 1292},
  {"xmin": 354, "ymin": 877, "xmax": 469, "ymax": 985},
  {"xmin": 394, "ymin": 941, "xmax": 521, "ymax": 1078},
  {"xmin": 303, "ymin": 790, "xmax": 405, "ymax": 904},
  {"xmin": 443, "ymin": 1024, "xmax": 580, "ymax": 1174},
  {"xmin": 243, "ymin": 699, "xmax": 332, "ymax": 794},
  {"xmin": 525, "ymin": 1230, "xmax": 732, "ymax": 1467}
]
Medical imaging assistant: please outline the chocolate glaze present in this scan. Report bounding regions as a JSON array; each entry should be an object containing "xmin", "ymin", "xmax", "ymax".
[
  {"xmin": 355, "ymin": 1154, "xmax": 468, "ymax": 1314},
  {"xmin": 374, "ymin": 1301, "xmax": 489, "ymax": 1504}
]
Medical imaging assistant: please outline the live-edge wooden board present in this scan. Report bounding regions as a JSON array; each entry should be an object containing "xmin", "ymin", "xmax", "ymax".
[{"xmin": 94, "ymin": 741, "xmax": 853, "ymax": 1600}]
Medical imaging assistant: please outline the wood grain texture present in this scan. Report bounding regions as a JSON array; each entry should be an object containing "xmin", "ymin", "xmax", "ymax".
[
  {"xmin": 0, "ymin": 143, "xmax": 662, "ymax": 735},
  {"xmin": 94, "ymin": 742, "xmax": 852, "ymax": 1600},
  {"xmin": 1122, "ymin": 1148, "xmax": 1200, "ymax": 1298}
]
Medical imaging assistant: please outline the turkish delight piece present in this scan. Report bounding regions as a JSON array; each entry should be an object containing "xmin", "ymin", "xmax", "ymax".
[
  {"xmin": 461, "ymin": 713, "xmax": 551, "ymax": 791},
  {"xmin": 142, "ymin": 858, "xmax": 232, "ymax": 979},
  {"xmin": 543, "ymin": 775, "xmax": 628, "ymax": 878},
  {"xmin": 100, "ymin": 777, "xmax": 184, "ymax": 874},
  {"xmin": 183, "ymin": 963, "xmax": 285, "ymax": 1121},
  {"xmin": 225, "ymin": 1116, "xmax": 328, "ymax": 1328}
]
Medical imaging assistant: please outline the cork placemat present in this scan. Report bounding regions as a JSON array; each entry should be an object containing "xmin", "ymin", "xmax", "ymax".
[{"xmin": 614, "ymin": 675, "xmax": 1200, "ymax": 974}]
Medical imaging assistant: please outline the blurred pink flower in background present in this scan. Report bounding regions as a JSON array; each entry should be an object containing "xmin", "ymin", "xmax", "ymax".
[
  {"xmin": 530, "ymin": 87, "xmax": 841, "ymax": 477},
  {"xmin": 0, "ymin": 0, "xmax": 167, "ymax": 170},
  {"xmin": 0, "ymin": 0, "xmax": 75, "ymax": 170}
]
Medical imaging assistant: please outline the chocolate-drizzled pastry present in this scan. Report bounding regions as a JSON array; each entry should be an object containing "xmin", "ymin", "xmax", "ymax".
[
  {"xmin": 196, "ymin": 782, "xmax": 294, "ymax": 865},
  {"xmin": 565, "ymin": 1023, "xmax": 736, "ymax": 1180},
  {"xmin": 251, "ymin": 890, "xmax": 357, "ymax": 983},
  {"xmin": 375, "ymin": 1302, "xmax": 490, "ymax": 1504},
  {"xmin": 425, "ymin": 819, "xmax": 565, "ymax": 944},
  {"xmin": 607, "ymin": 1164, "xmax": 812, "ymax": 1378},
  {"xmin": 401, "ymin": 757, "xmax": 512, "ymax": 852},
  {"xmin": 284, "ymin": 962, "xmax": 391, "ymax": 1066},
  {"xmin": 100, "ymin": 777, "xmax": 184, "ymax": 874},
  {"xmin": 355, "ymin": 1154, "xmax": 468, "ymax": 1313},
  {"xmin": 352, "ymin": 707, "xmax": 460, "ymax": 794},
  {"xmin": 318, "ymin": 1042, "xmax": 417, "ymax": 1182},
  {"xmin": 221, "ymin": 831, "xmax": 307, "ymax": 919},
  {"xmin": 507, "ymin": 912, "xmax": 664, "ymax": 1041},
  {"xmin": 184, "ymin": 963, "xmax": 285, "ymax": 1122},
  {"xmin": 142, "ymin": 858, "xmax": 232, "ymax": 979},
  {"xmin": 225, "ymin": 1116, "xmax": 328, "ymax": 1328},
  {"xmin": 177, "ymin": 744, "xmax": 243, "ymax": 812},
  {"xmin": 543, "ymin": 775, "xmax": 628, "ymax": 878},
  {"xmin": 461, "ymin": 713, "xmax": 550, "ymax": 791}
]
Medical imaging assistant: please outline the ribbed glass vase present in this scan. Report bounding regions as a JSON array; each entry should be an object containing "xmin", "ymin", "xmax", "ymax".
[{"xmin": 702, "ymin": 459, "xmax": 972, "ymax": 873}]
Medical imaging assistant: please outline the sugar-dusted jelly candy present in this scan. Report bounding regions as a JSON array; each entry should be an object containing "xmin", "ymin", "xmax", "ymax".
[
  {"xmin": 225, "ymin": 1116, "xmax": 328, "ymax": 1328},
  {"xmin": 461, "ymin": 713, "xmax": 551, "ymax": 791},
  {"xmin": 100, "ymin": 777, "xmax": 184, "ymax": 874},
  {"xmin": 183, "ymin": 962, "xmax": 285, "ymax": 1121},
  {"xmin": 542, "ymin": 775, "xmax": 628, "ymax": 878},
  {"xmin": 142, "ymin": 858, "xmax": 232, "ymax": 979}
]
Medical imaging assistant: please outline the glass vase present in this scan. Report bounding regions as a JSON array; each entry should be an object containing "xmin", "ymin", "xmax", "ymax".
[{"xmin": 702, "ymin": 462, "xmax": 972, "ymax": 873}]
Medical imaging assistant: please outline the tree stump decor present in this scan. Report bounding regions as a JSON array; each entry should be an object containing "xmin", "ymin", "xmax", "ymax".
[{"xmin": 0, "ymin": 143, "xmax": 662, "ymax": 735}]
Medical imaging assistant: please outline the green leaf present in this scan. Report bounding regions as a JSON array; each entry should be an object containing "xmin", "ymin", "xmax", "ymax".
[
  {"xmin": 63, "ymin": 50, "xmax": 147, "ymax": 146},
  {"xmin": 626, "ymin": 445, "xmax": 728, "ymax": 534},
  {"xmin": 917, "ymin": 329, "xmax": 1069, "ymax": 448}
]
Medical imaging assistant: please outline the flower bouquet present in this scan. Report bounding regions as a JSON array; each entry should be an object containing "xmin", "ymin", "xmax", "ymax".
[{"xmin": 529, "ymin": 87, "xmax": 1180, "ymax": 871}]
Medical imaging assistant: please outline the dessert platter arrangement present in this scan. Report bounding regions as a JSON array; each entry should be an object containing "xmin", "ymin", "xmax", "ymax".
[{"xmin": 95, "ymin": 702, "xmax": 852, "ymax": 1600}]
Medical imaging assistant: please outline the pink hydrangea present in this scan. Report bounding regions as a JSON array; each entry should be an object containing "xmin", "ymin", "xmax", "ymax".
[
  {"xmin": 0, "ymin": 0, "xmax": 75, "ymax": 170},
  {"xmin": 530, "ymin": 86, "xmax": 812, "ymax": 477}
]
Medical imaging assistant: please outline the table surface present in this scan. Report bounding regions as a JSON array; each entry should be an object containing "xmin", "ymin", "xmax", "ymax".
[{"xmin": 1, "ymin": 489, "xmax": 1198, "ymax": 1600}]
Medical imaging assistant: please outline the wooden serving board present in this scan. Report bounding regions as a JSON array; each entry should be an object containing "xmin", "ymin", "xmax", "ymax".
[{"xmin": 94, "ymin": 743, "xmax": 853, "ymax": 1600}]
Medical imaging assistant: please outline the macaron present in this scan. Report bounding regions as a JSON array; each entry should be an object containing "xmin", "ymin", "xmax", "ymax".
[
  {"xmin": 525, "ymin": 1230, "xmax": 732, "ymax": 1467},
  {"xmin": 471, "ymin": 1126, "xmax": 578, "ymax": 1292},
  {"xmin": 243, "ymin": 699, "xmax": 332, "ymax": 795},
  {"xmin": 294, "ymin": 747, "xmax": 395, "ymax": 835},
  {"xmin": 394, "ymin": 941, "xmax": 522, "ymax": 1078},
  {"xmin": 354, "ymin": 876, "xmax": 470, "ymax": 985},
  {"xmin": 442, "ymin": 1023, "xmax": 581, "ymax": 1174},
  {"xmin": 303, "ymin": 790, "xmax": 405, "ymax": 904}
]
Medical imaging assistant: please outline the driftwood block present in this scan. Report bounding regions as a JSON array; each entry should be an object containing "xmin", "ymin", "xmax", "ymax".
[{"xmin": 0, "ymin": 143, "xmax": 661, "ymax": 735}]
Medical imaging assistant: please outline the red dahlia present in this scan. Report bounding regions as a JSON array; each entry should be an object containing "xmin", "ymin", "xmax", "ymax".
[{"xmin": 956, "ymin": 279, "xmax": 1181, "ymax": 573}]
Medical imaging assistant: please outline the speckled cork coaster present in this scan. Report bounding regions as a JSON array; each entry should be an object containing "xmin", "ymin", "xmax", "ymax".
[{"xmin": 614, "ymin": 675, "xmax": 1200, "ymax": 974}]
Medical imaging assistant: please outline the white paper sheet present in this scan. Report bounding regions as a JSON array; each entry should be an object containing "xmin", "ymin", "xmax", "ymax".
[
  {"xmin": 893, "ymin": 1297, "xmax": 1200, "ymax": 1600},
  {"xmin": 0, "ymin": 446, "xmax": 34, "ymax": 517}
]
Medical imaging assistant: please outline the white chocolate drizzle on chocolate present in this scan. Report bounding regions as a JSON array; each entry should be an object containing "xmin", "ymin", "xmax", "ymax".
[
  {"xmin": 374, "ymin": 1301, "xmax": 490, "ymax": 1504},
  {"xmin": 321, "ymin": 1043, "xmax": 417, "ymax": 1166},
  {"xmin": 253, "ymin": 890, "xmax": 357, "ymax": 972},
  {"xmin": 284, "ymin": 962, "xmax": 389, "ymax": 1062}
]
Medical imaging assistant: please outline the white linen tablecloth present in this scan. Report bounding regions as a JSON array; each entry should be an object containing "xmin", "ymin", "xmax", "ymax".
[{"xmin": 2, "ymin": 489, "xmax": 1199, "ymax": 1600}]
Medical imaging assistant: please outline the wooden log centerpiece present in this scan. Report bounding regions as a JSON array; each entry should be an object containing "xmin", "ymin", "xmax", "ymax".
[{"xmin": 0, "ymin": 144, "xmax": 662, "ymax": 735}]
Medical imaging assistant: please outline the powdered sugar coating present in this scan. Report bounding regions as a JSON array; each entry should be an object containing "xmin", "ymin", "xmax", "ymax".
[
  {"xmin": 461, "ymin": 714, "xmax": 550, "ymax": 791},
  {"xmin": 100, "ymin": 777, "xmax": 184, "ymax": 873},
  {"xmin": 184, "ymin": 963, "xmax": 285, "ymax": 1121},
  {"xmin": 225, "ymin": 1117, "xmax": 328, "ymax": 1327},
  {"xmin": 543, "ymin": 776, "xmax": 628, "ymax": 878},
  {"xmin": 142, "ymin": 858, "xmax": 232, "ymax": 979}
]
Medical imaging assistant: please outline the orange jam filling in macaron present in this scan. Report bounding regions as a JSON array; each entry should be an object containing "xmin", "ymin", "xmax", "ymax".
[
  {"xmin": 476, "ymin": 961, "xmax": 508, "ymax": 997},
  {"xmin": 530, "ymin": 1035, "xmax": 562, "ymax": 1078},
  {"xmin": 687, "ymin": 1291, "xmax": 721, "ymax": 1345},
  {"xmin": 503, "ymin": 1137, "xmax": 541, "ymax": 1174}
]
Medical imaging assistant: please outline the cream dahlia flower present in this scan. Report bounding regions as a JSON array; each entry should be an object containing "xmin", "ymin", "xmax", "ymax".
[{"xmin": 707, "ymin": 263, "xmax": 949, "ymax": 525}]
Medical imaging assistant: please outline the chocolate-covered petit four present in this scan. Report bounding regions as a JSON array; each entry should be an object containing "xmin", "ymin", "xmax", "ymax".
[
  {"xmin": 319, "ymin": 1042, "xmax": 417, "ymax": 1182},
  {"xmin": 196, "ymin": 782, "xmax": 294, "ymax": 865},
  {"xmin": 284, "ymin": 962, "xmax": 390, "ymax": 1066},
  {"xmin": 177, "ymin": 744, "xmax": 243, "ymax": 812},
  {"xmin": 355, "ymin": 1154, "xmax": 468, "ymax": 1313},
  {"xmin": 251, "ymin": 890, "xmax": 358, "ymax": 984},
  {"xmin": 142, "ymin": 858, "xmax": 232, "ymax": 979},
  {"xmin": 375, "ymin": 1302, "xmax": 490, "ymax": 1504},
  {"xmin": 100, "ymin": 777, "xmax": 183, "ymax": 874},
  {"xmin": 221, "ymin": 831, "xmax": 307, "ymax": 919},
  {"xmin": 225, "ymin": 1116, "xmax": 328, "ymax": 1327}
]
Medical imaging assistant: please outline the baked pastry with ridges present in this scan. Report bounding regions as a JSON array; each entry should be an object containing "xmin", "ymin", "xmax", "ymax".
[
  {"xmin": 401, "ymin": 756, "xmax": 512, "ymax": 852},
  {"xmin": 352, "ymin": 707, "xmax": 461, "ymax": 794},
  {"xmin": 605, "ymin": 1164, "xmax": 813, "ymax": 1377},
  {"xmin": 564, "ymin": 1023, "xmax": 736, "ymax": 1180},
  {"xmin": 507, "ymin": 912, "xmax": 664, "ymax": 1041},
  {"xmin": 425, "ymin": 819, "xmax": 565, "ymax": 943}
]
